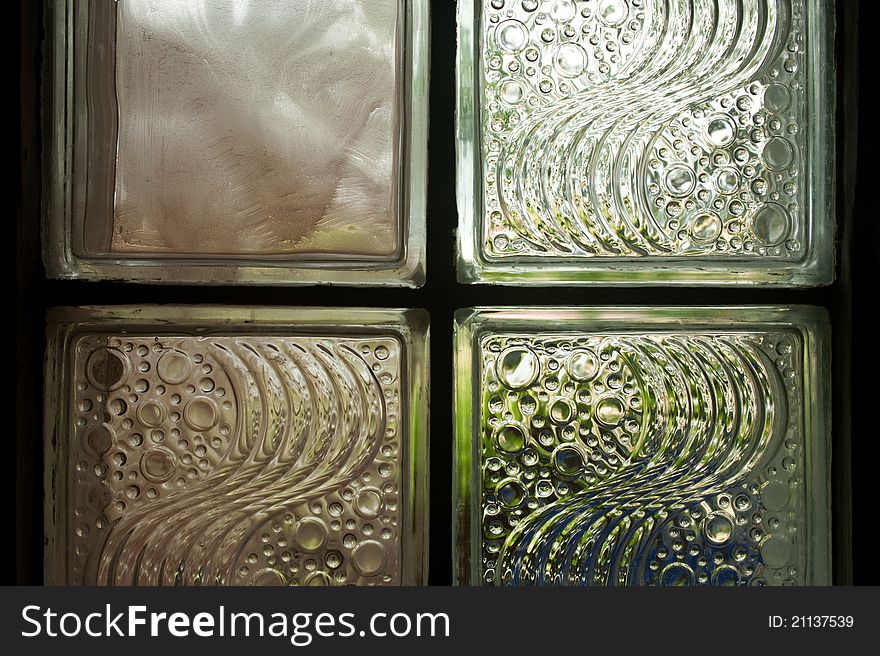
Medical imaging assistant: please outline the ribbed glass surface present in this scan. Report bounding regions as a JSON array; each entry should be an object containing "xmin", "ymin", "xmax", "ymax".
[
  {"xmin": 457, "ymin": 0, "xmax": 835, "ymax": 285},
  {"xmin": 454, "ymin": 307, "xmax": 831, "ymax": 585},
  {"xmin": 44, "ymin": 307, "xmax": 430, "ymax": 586}
]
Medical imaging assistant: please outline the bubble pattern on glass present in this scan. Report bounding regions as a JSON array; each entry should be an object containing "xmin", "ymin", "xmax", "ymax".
[
  {"xmin": 69, "ymin": 335, "xmax": 402, "ymax": 586},
  {"xmin": 481, "ymin": 0, "xmax": 806, "ymax": 259},
  {"xmin": 479, "ymin": 331, "xmax": 806, "ymax": 585}
]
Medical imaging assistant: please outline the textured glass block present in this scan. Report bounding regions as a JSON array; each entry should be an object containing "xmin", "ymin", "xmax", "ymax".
[
  {"xmin": 454, "ymin": 307, "xmax": 830, "ymax": 585},
  {"xmin": 456, "ymin": 1, "xmax": 835, "ymax": 285},
  {"xmin": 44, "ymin": 0, "xmax": 428, "ymax": 286},
  {"xmin": 45, "ymin": 307, "xmax": 429, "ymax": 585}
]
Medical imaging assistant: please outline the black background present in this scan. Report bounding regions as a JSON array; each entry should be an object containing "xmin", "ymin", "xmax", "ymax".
[{"xmin": 16, "ymin": 1, "xmax": 876, "ymax": 585}]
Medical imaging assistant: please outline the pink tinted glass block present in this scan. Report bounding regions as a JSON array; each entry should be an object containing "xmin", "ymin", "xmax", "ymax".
[
  {"xmin": 44, "ymin": 1, "xmax": 429, "ymax": 285},
  {"xmin": 45, "ymin": 307, "xmax": 429, "ymax": 585}
]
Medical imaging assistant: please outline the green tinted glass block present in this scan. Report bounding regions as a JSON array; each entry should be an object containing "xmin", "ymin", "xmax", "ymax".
[
  {"xmin": 45, "ymin": 306, "xmax": 429, "ymax": 585},
  {"xmin": 456, "ymin": 0, "xmax": 835, "ymax": 285},
  {"xmin": 454, "ymin": 307, "xmax": 830, "ymax": 585}
]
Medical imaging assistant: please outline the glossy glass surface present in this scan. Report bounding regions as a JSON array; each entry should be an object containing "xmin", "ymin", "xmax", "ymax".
[
  {"xmin": 45, "ymin": 307, "xmax": 429, "ymax": 585},
  {"xmin": 457, "ymin": 1, "xmax": 835, "ymax": 285},
  {"xmin": 454, "ymin": 307, "xmax": 830, "ymax": 585}
]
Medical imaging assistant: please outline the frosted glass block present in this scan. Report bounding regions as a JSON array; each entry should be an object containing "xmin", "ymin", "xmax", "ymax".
[
  {"xmin": 44, "ymin": 1, "xmax": 428, "ymax": 286},
  {"xmin": 456, "ymin": 1, "xmax": 835, "ymax": 286},
  {"xmin": 45, "ymin": 307, "xmax": 429, "ymax": 585},
  {"xmin": 453, "ymin": 307, "xmax": 830, "ymax": 585}
]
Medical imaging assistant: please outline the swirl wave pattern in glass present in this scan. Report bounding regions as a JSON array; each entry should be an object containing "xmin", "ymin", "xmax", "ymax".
[
  {"xmin": 456, "ymin": 0, "xmax": 835, "ymax": 285},
  {"xmin": 453, "ymin": 307, "xmax": 830, "ymax": 585},
  {"xmin": 45, "ymin": 307, "xmax": 429, "ymax": 586}
]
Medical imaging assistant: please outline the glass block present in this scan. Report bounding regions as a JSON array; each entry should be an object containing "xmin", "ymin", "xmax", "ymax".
[
  {"xmin": 45, "ymin": 306, "xmax": 429, "ymax": 585},
  {"xmin": 44, "ymin": 1, "xmax": 428, "ymax": 286},
  {"xmin": 453, "ymin": 307, "xmax": 830, "ymax": 585},
  {"xmin": 456, "ymin": 0, "xmax": 835, "ymax": 286}
]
